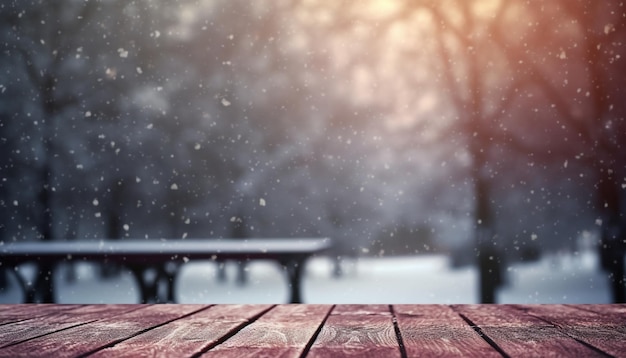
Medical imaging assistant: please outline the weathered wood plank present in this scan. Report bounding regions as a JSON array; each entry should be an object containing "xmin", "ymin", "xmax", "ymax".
[
  {"xmin": 0, "ymin": 305, "xmax": 141, "ymax": 349},
  {"xmin": 394, "ymin": 304, "xmax": 500, "ymax": 357},
  {"xmin": 0, "ymin": 304, "xmax": 623, "ymax": 357},
  {"xmin": 0, "ymin": 304, "xmax": 82, "ymax": 325},
  {"xmin": 203, "ymin": 304, "xmax": 331, "ymax": 358},
  {"xmin": 307, "ymin": 304, "xmax": 400, "ymax": 358},
  {"xmin": 0, "ymin": 304, "xmax": 206, "ymax": 357},
  {"xmin": 90, "ymin": 304, "xmax": 273, "ymax": 357},
  {"xmin": 453, "ymin": 305, "xmax": 604, "ymax": 357},
  {"xmin": 331, "ymin": 304, "xmax": 391, "ymax": 315},
  {"xmin": 517, "ymin": 304, "xmax": 626, "ymax": 357},
  {"xmin": 569, "ymin": 304, "xmax": 626, "ymax": 317}
]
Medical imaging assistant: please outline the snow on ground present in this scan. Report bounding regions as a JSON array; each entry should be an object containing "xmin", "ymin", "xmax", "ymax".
[
  {"xmin": 0, "ymin": 249, "xmax": 611, "ymax": 304},
  {"xmin": 499, "ymin": 250, "xmax": 610, "ymax": 303}
]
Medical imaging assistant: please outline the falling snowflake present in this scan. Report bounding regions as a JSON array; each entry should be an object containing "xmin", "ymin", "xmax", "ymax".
[{"xmin": 221, "ymin": 98, "xmax": 231, "ymax": 107}]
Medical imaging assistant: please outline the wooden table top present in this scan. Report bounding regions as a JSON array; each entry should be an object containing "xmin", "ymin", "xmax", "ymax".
[{"xmin": 0, "ymin": 304, "xmax": 624, "ymax": 357}]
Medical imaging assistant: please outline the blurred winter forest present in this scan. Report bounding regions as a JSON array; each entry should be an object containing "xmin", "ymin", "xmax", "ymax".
[{"xmin": 1, "ymin": 0, "xmax": 625, "ymax": 293}]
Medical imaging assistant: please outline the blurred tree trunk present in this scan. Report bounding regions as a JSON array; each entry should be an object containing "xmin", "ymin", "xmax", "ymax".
[
  {"xmin": 9, "ymin": 1, "xmax": 99, "ymax": 302},
  {"xmin": 487, "ymin": 0, "xmax": 624, "ymax": 303},
  {"xmin": 429, "ymin": 0, "xmax": 510, "ymax": 302},
  {"xmin": 33, "ymin": 73, "xmax": 60, "ymax": 303},
  {"xmin": 597, "ymin": 166, "xmax": 625, "ymax": 302},
  {"xmin": 100, "ymin": 180, "xmax": 128, "ymax": 279},
  {"xmin": 232, "ymin": 215, "xmax": 248, "ymax": 286},
  {"xmin": 552, "ymin": 1, "xmax": 625, "ymax": 302}
]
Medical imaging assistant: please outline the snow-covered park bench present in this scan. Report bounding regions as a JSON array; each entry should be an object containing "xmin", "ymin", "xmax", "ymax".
[{"xmin": 0, "ymin": 238, "xmax": 332, "ymax": 304}]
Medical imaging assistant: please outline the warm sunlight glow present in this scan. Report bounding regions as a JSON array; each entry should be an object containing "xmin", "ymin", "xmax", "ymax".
[
  {"xmin": 366, "ymin": 0, "xmax": 402, "ymax": 17},
  {"xmin": 473, "ymin": 0, "xmax": 503, "ymax": 18}
]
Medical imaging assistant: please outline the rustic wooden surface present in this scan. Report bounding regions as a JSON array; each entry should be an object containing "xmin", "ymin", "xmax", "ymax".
[{"xmin": 0, "ymin": 304, "xmax": 624, "ymax": 357}]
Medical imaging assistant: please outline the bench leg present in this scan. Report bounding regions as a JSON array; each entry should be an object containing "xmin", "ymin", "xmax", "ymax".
[
  {"xmin": 216, "ymin": 259, "xmax": 227, "ymax": 283},
  {"xmin": 128, "ymin": 264, "xmax": 179, "ymax": 304},
  {"xmin": 162, "ymin": 262, "xmax": 179, "ymax": 303},
  {"xmin": 8, "ymin": 267, "xmax": 34, "ymax": 303},
  {"xmin": 128, "ymin": 266, "xmax": 153, "ymax": 303},
  {"xmin": 236, "ymin": 260, "xmax": 248, "ymax": 286},
  {"xmin": 36, "ymin": 263, "xmax": 56, "ymax": 303},
  {"xmin": 7, "ymin": 265, "xmax": 52, "ymax": 303},
  {"xmin": 283, "ymin": 260, "xmax": 304, "ymax": 304}
]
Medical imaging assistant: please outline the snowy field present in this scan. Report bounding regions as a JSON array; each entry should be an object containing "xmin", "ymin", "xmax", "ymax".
[{"xmin": 0, "ymin": 249, "xmax": 611, "ymax": 304}]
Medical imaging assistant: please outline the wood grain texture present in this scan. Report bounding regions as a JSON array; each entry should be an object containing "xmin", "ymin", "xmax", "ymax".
[
  {"xmin": 453, "ymin": 304, "xmax": 604, "ymax": 357},
  {"xmin": 0, "ymin": 304, "xmax": 82, "ymax": 325},
  {"xmin": 0, "ymin": 304, "xmax": 206, "ymax": 358},
  {"xmin": 307, "ymin": 304, "xmax": 400, "ymax": 358},
  {"xmin": 203, "ymin": 304, "xmax": 332, "ymax": 358},
  {"xmin": 517, "ymin": 304, "xmax": 626, "ymax": 357},
  {"xmin": 394, "ymin": 304, "xmax": 500, "ymax": 357},
  {"xmin": 330, "ymin": 304, "xmax": 392, "ymax": 315},
  {"xmin": 0, "ymin": 305, "xmax": 140, "ymax": 349},
  {"xmin": 571, "ymin": 304, "xmax": 626, "ymax": 317},
  {"xmin": 90, "ymin": 304, "xmax": 273, "ymax": 357},
  {"xmin": 0, "ymin": 304, "xmax": 624, "ymax": 357}
]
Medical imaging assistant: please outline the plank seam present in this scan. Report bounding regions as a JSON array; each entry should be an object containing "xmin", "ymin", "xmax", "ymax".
[
  {"xmin": 456, "ymin": 313, "xmax": 510, "ymax": 358},
  {"xmin": 389, "ymin": 305, "xmax": 407, "ymax": 358},
  {"xmin": 299, "ymin": 304, "xmax": 335, "ymax": 358},
  {"xmin": 559, "ymin": 335, "xmax": 615, "ymax": 358},
  {"xmin": 519, "ymin": 310, "xmax": 615, "ymax": 358},
  {"xmin": 1, "ymin": 305, "xmax": 147, "ymax": 350},
  {"xmin": 564, "ymin": 304, "xmax": 625, "ymax": 318},
  {"xmin": 0, "ymin": 318, "xmax": 31, "ymax": 327},
  {"xmin": 565, "ymin": 305, "xmax": 602, "ymax": 314},
  {"xmin": 77, "ymin": 305, "xmax": 214, "ymax": 358},
  {"xmin": 0, "ymin": 304, "xmax": 87, "ymax": 327},
  {"xmin": 189, "ymin": 304, "xmax": 277, "ymax": 358},
  {"xmin": 0, "ymin": 320, "xmax": 100, "ymax": 349}
]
